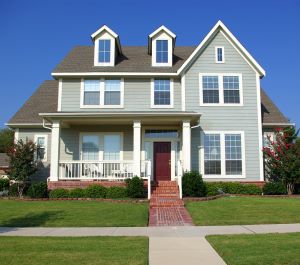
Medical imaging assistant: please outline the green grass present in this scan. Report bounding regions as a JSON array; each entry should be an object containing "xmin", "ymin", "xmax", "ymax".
[
  {"xmin": 0, "ymin": 236, "xmax": 148, "ymax": 265},
  {"xmin": 185, "ymin": 196, "xmax": 300, "ymax": 225},
  {"xmin": 0, "ymin": 200, "xmax": 148, "ymax": 227},
  {"xmin": 207, "ymin": 233, "xmax": 300, "ymax": 265}
]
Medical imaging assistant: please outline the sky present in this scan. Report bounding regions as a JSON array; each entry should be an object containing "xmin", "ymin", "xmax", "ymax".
[{"xmin": 0, "ymin": 0, "xmax": 299, "ymax": 128}]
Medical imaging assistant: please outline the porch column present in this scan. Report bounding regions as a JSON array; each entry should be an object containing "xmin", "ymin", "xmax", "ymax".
[
  {"xmin": 50, "ymin": 120, "xmax": 60, "ymax": 181},
  {"xmin": 182, "ymin": 120, "xmax": 191, "ymax": 172},
  {"xmin": 133, "ymin": 120, "xmax": 141, "ymax": 176}
]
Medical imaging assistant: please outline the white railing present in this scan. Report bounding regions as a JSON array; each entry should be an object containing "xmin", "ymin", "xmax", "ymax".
[
  {"xmin": 177, "ymin": 160, "xmax": 183, "ymax": 198},
  {"xmin": 59, "ymin": 160, "xmax": 151, "ymax": 181}
]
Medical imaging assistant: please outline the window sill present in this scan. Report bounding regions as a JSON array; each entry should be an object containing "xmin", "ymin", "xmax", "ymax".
[
  {"xmin": 199, "ymin": 103, "xmax": 243, "ymax": 107},
  {"xmin": 202, "ymin": 174, "xmax": 246, "ymax": 179},
  {"xmin": 80, "ymin": 105, "xmax": 124, "ymax": 109},
  {"xmin": 151, "ymin": 105, "xmax": 173, "ymax": 109}
]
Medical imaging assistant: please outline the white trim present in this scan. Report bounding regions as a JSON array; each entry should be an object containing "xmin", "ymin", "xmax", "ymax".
[
  {"xmin": 94, "ymin": 34, "xmax": 115, "ymax": 67},
  {"xmin": 215, "ymin": 46, "xmax": 225, "ymax": 63},
  {"xmin": 177, "ymin": 20, "xmax": 265, "ymax": 77},
  {"xmin": 52, "ymin": 72, "xmax": 178, "ymax": 77},
  {"xmin": 80, "ymin": 78, "xmax": 124, "ymax": 109},
  {"xmin": 182, "ymin": 120, "xmax": 191, "ymax": 171},
  {"xmin": 149, "ymin": 25, "xmax": 176, "ymax": 39},
  {"xmin": 151, "ymin": 78, "xmax": 174, "ymax": 108},
  {"xmin": 133, "ymin": 121, "xmax": 141, "ymax": 176},
  {"xmin": 263, "ymin": 123, "xmax": 294, "ymax": 127},
  {"xmin": 199, "ymin": 73, "xmax": 243, "ymax": 106},
  {"xmin": 50, "ymin": 120, "xmax": 60, "ymax": 181},
  {"xmin": 57, "ymin": 78, "xmax": 62, "ymax": 111},
  {"xmin": 91, "ymin": 25, "xmax": 118, "ymax": 39},
  {"xmin": 151, "ymin": 33, "xmax": 173, "ymax": 67},
  {"xmin": 14, "ymin": 128, "xmax": 19, "ymax": 143},
  {"xmin": 256, "ymin": 73, "xmax": 264, "ymax": 181},
  {"xmin": 34, "ymin": 134, "xmax": 48, "ymax": 162},
  {"xmin": 181, "ymin": 75, "xmax": 186, "ymax": 111},
  {"xmin": 200, "ymin": 130, "xmax": 246, "ymax": 179}
]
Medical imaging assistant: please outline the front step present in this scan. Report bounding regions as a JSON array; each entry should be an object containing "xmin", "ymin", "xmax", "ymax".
[
  {"xmin": 152, "ymin": 181, "xmax": 178, "ymax": 187},
  {"xmin": 150, "ymin": 197, "xmax": 184, "ymax": 207}
]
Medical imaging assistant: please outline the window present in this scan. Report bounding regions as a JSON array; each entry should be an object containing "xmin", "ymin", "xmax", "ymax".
[
  {"xmin": 83, "ymin": 80, "xmax": 100, "ymax": 105},
  {"xmin": 215, "ymin": 47, "xmax": 224, "ymax": 63},
  {"xmin": 153, "ymin": 79, "xmax": 171, "ymax": 106},
  {"xmin": 104, "ymin": 135, "xmax": 121, "ymax": 160},
  {"xmin": 35, "ymin": 135, "xmax": 47, "ymax": 162},
  {"xmin": 145, "ymin": 130, "xmax": 178, "ymax": 138},
  {"xmin": 225, "ymin": 134, "xmax": 242, "ymax": 175},
  {"xmin": 204, "ymin": 134, "xmax": 221, "ymax": 174},
  {"xmin": 223, "ymin": 76, "xmax": 240, "ymax": 103},
  {"xmin": 202, "ymin": 76, "xmax": 219, "ymax": 103},
  {"xmin": 156, "ymin": 40, "xmax": 168, "ymax": 63},
  {"xmin": 98, "ymin": 39, "xmax": 111, "ymax": 63},
  {"xmin": 104, "ymin": 80, "xmax": 121, "ymax": 105},
  {"xmin": 82, "ymin": 135, "xmax": 99, "ymax": 160},
  {"xmin": 263, "ymin": 132, "xmax": 275, "ymax": 147}
]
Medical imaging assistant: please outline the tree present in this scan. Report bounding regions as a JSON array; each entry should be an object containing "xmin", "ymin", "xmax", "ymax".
[
  {"xmin": 6, "ymin": 139, "xmax": 37, "ymax": 197},
  {"xmin": 0, "ymin": 128, "xmax": 14, "ymax": 153},
  {"xmin": 263, "ymin": 127, "xmax": 300, "ymax": 195}
]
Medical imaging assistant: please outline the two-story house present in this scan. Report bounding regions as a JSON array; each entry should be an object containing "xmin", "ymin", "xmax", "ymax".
[{"xmin": 7, "ymin": 21, "xmax": 291, "ymax": 198}]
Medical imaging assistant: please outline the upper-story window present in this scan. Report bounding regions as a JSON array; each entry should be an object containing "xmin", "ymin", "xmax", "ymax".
[
  {"xmin": 104, "ymin": 80, "xmax": 121, "ymax": 105},
  {"xmin": 200, "ymin": 74, "xmax": 243, "ymax": 106},
  {"xmin": 156, "ymin": 40, "xmax": 168, "ymax": 63},
  {"xmin": 151, "ymin": 79, "xmax": 173, "ymax": 108},
  {"xmin": 215, "ymin": 47, "xmax": 225, "ymax": 63},
  {"xmin": 83, "ymin": 80, "xmax": 100, "ymax": 105},
  {"xmin": 99, "ymin": 39, "xmax": 111, "ymax": 63},
  {"xmin": 34, "ymin": 135, "xmax": 48, "ymax": 162}
]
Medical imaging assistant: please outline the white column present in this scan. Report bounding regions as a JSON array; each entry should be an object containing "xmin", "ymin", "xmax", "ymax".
[
  {"xmin": 133, "ymin": 120, "xmax": 141, "ymax": 177},
  {"xmin": 50, "ymin": 120, "xmax": 60, "ymax": 181},
  {"xmin": 182, "ymin": 120, "xmax": 191, "ymax": 172}
]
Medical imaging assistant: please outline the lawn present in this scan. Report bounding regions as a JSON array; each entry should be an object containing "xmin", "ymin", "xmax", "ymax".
[
  {"xmin": 207, "ymin": 233, "xmax": 300, "ymax": 265},
  {"xmin": 0, "ymin": 200, "xmax": 148, "ymax": 227},
  {"xmin": 0, "ymin": 236, "xmax": 148, "ymax": 265},
  {"xmin": 185, "ymin": 196, "xmax": 300, "ymax": 225}
]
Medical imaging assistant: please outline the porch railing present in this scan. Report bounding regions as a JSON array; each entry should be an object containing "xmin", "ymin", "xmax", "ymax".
[
  {"xmin": 59, "ymin": 160, "xmax": 151, "ymax": 181},
  {"xmin": 177, "ymin": 160, "xmax": 183, "ymax": 198}
]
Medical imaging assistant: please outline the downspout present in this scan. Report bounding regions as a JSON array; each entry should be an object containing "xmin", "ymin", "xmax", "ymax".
[{"xmin": 42, "ymin": 118, "xmax": 52, "ymax": 130}]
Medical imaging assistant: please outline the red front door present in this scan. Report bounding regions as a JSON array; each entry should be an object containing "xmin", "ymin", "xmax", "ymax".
[{"xmin": 154, "ymin": 142, "xmax": 171, "ymax": 181}]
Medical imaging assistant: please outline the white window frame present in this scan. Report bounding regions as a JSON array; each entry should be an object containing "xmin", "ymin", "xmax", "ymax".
[
  {"xmin": 199, "ymin": 73, "xmax": 243, "ymax": 106},
  {"xmin": 200, "ymin": 131, "xmax": 246, "ymax": 178},
  {"xmin": 34, "ymin": 134, "xmax": 48, "ymax": 162},
  {"xmin": 80, "ymin": 78, "xmax": 124, "ymax": 109},
  {"xmin": 215, "ymin": 46, "xmax": 225, "ymax": 63},
  {"xmin": 152, "ymin": 32, "xmax": 173, "ymax": 67},
  {"xmin": 150, "ymin": 78, "xmax": 174, "ymax": 108},
  {"xmin": 93, "ymin": 31, "xmax": 115, "ymax": 67},
  {"xmin": 79, "ymin": 132, "xmax": 123, "ymax": 161}
]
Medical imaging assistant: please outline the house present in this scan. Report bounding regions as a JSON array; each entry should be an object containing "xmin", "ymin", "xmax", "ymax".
[
  {"xmin": 7, "ymin": 21, "xmax": 291, "ymax": 198},
  {"xmin": 0, "ymin": 153, "xmax": 10, "ymax": 178}
]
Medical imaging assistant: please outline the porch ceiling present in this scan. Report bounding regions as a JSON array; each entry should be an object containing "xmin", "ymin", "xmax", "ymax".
[{"xmin": 39, "ymin": 112, "xmax": 201, "ymax": 127}]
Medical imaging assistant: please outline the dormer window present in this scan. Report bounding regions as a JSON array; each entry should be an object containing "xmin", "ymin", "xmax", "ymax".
[
  {"xmin": 156, "ymin": 40, "xmax": 168, "ymax": 63},
  {"xmin": 99, "ymin": 39, "xmax": 111, "ymax": 63}
]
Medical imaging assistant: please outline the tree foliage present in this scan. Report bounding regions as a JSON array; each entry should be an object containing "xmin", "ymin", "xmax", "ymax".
[
  {"xmin": 6, "ymin": 139, "xmax": 37, "ymax": 197},
  {"xmin": 263, "ymin": 127, "xmax": 300, "ymax": 194},
  {"xmin": 0, "ymin": 128, "xmax": 14, "ymax": 153}
]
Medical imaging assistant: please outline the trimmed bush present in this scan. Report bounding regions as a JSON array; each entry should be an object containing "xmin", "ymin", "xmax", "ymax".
[
  {"xmin": 126, "ymin": 176, "xmax": 145, "ymax": 198},
  {"xmin": 0, "ymin": 178, "xmax": 9, "ymax": 191},
  {"xmin": 182, "ymin": 171, "xmax": 206, "ymax": 197},
  {"xmin": 85, "ymin": 185, "xmax": 107, "ymax": 198},
  {"xmin": 27, "ymin": 182, "xmax": 48, "ymax": 198},
  {"xmin": 9, "ymin": 183, "xmax": 29, "ymax": 197},
  {"xmin": 69, "ymin": 188, "xmax": 86, "ymax": 198},
  {"xmin": 263, "ymin": 182, "xmax": 287, "ymax": 195},
  {"xmin": 205, "ymin": 182, "xmax": 262, "ymax": 196},
  {"xmin": 106, "ymin": 186, "xmax": 128, "ymax": 199},
  {"xmin": 49, "ymin": 188, "xmax": 69, "ymax": 198}
]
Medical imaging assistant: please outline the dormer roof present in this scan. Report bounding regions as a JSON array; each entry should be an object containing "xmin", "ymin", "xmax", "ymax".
[{"xmin": 148, "ymin": 25, "xmax": 176, "ymax": 54}]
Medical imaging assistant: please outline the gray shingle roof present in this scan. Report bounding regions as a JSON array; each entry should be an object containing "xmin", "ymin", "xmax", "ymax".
[
  {"xmin": 0, "ymin": 153, "xmax": 9, "ymax": 168},
  {"xmin": 52, "ymin": 46, "xmax": 196, "ymax": 73},
  {"xmin": 8, "ymin": 80, "xmax": 289, "ymax": 126}
]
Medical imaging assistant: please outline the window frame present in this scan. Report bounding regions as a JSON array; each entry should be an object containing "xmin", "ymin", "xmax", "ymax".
[
  {"xmin": 150, "ymin": 78, "xmax": 174, "ymax": 108},
  {"xmin": 98, "ymin": 39, "xmax": 111, "ymax": 63},
  {"xmin": 199, "ymin": 73, "xmax": 243, "ymax": 106},
  {"xmin": 34, "ymin": 134, "xmax": 48, "ymax": 162},
  {"xmin": 215, "ymin": 46, "xmax": 225, "ymax": 63},
  {"xmin": 200, "ymin": 131, "xmax": 246, "ymax": 178},
  {"xmin": 93, "ymin": 34, "xmax": 115, "ymax": 67},
  {"xmin": 156, "ymin": 40, "xmax": 169, "ymax": 63},
  {"xmin": 80, "ymin": 78, "xmax": 124, "ymax": 108}
]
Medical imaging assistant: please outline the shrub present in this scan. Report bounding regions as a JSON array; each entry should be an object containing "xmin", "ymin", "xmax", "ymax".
[
  {"xmin": 69, "ymin": 188, "xmax": 86, "ymax": 198},
  {"xmin": 205, "ymin": 182, "xmax": 262, "ymax": 196},
  {"xmin": 263, "ymin": 182, "xmax": 287, "ymax": 195},
  {"xmin": 182, "ymin": 171, "xmax": 206, "ymax": 197},
  {"xmin": 49, "ymin": 188, "xmax": 69, "ymax": 198},
  {"xmin": 85, "ymin": 185, "xmax": 106, "ymax": 198},
  {"xmin": 27, "ymin": 182, "xmax": 48, "ymax": 198},
  {"xmin": 126, "ymin": 176, "xmax": 145, "ymax": 198},
  {"xmin": 0, "ymin": 178, "xmax": 9, "ymax": 191},
  {"xmin": 106, "ymin": 186, "xmax": 128, "ymax": 199},
  {"xmin": 9, "ymin": 183, "xmax": 29, "ymax": 197}
]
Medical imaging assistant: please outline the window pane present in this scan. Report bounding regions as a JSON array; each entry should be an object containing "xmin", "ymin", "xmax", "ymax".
[
  {"xmin": 82, "ymin": 135, "xmax": 99, "ymax": 160},
  {"xmin": 36, "ymin": 137, "xmax": 46, "ymax": 161},
  {"xmin": 204, "ymin": 134, "xmax": 221, "ymax": 175},
  {"xmin": 156, "ymin": 40, "xmax": 168, "ymax": 63},
  {"xmin": 98, "ymin": 39, "xmax": 111, "ymax": 63},
  {"xmin": 223, "ymin": 76, "xmax": 240, "ymax": 103},
  {"xmin": 202, "ymin": 76, "xmax": 219, "ymax": 103},
  {"xmin": 217, "ymin": 48, "xmax": 223, "ymax": 62},
  {"xmin": 154, "ymin": 79, "xmax": 170, "ymax": 105},
  {"xmin": 145, "ymin": 130, "xmax": 178, "ymax": 138},
  {"xmin": 84, "ymin": 80, "xmax": 100, "ymax": 105},
  {"xmin": 104, "ymin": 135, "xmax": 120, "ymax": 160},
  {"xmin": 225, "ymin": 134, "xmax": 242, "ymax": 175},
  {"xmin": 104, "ymin": 80, "xmax": 121, "ymax": 105}
]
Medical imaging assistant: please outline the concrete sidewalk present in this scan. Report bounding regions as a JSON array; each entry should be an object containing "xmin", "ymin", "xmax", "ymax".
[{"xmin": 0, "ymin": 223, "xmax": 300, "ymax": 237}]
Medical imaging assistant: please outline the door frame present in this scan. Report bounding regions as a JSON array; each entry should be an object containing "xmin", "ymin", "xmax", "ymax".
[
  {"xmin": 141, "ymin": 126, "xmax": 182, "ymax": 181},
  {"xmin": 153, "ymin": 141, "xmax": 172, "ymax": 181}
]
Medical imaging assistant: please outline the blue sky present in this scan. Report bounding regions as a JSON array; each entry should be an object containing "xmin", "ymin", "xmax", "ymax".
[{"xmin": 0, "ymin": 0, "xmax": 299, "ymax": 128}]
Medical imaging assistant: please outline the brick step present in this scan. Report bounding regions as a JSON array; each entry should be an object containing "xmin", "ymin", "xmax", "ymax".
[
  {"xmin": 150, "ymin": 198, "xmax": 184, "ymax": 207},
  {"xmin": 153, "ymin": 181, "xmax": 178, "ymax": 187},
  {"xmin": 151, "ymin": 191, "xmax": 179, "ymax": 195},
  {"xmin": 151, "ymin": 195, "xmax": 179, "ymax": 198},
  {"xmin": 151, "ymin": 188, "xmax": 179, "ymax": 193}
]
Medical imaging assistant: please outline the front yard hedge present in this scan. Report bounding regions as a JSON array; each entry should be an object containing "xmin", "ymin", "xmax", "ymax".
[
  {"xmin": 263, "ymin": 182, "xmax": 287, "ymax": 195},
  {"xmin": 182, "ymin": 171, "xmax": 206, "ymax": 197},
  {"xmin": 0, "ymin": 179, "xmax": 9, "ymax": 191},
  {"xmin": 205, "ymin": 182, "xmax": 262, "ymax": 196},
  {"xmin": 27, "ymin": 182, "xmax": 48, "ymax": 198}
]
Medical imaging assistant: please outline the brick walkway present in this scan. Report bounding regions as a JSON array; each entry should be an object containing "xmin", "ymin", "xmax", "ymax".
[{"xmin": 149, "ymin": 181, "xmax": 194, "ymax": 226}]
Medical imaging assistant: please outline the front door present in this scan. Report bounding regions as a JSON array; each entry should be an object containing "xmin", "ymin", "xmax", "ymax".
[{"xmin": 154, "ymin": 142, "xmax": 171, "ymax": 181}]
